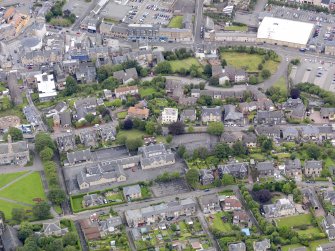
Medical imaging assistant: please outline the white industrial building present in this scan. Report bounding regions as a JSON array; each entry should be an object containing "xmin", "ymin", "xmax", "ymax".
[
  {"xmin": 257, "ymin": 17, "xmax": 315, "ymax": 48},
  {"xmin": 35, "ymin": 73, "xmax": 57, "ymax": 101}
]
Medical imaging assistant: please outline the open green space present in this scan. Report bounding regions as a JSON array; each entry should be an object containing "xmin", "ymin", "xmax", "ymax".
[
  {"xmin": 281, "ymin": 244, "xmax": 306, "ymax": 251},
  {"xmin": 117, "ymin": 111, "xmax": 127, "ymax": 120},
  {"xmin": 276, "ymin": 214, "xmax": 312, "ymax": 228},
  {"xmin": 105, "ymin": 191, "xmax": 123, "ymax": 201},
  {"xmin": 309, "ymin": 239, "xmax": 330, "ymax": 251},
  {"xmin": 168, "ymin": 15, "xmax": 183, "ymax": 28},
  {"xmin": 220, "ymin": 52, "xmax": 279, "ymax": 74},
  {"xmin": 0, "ymin": 199, "xmax": 30, "ymax": 219},
  {"xmin": 210, "ymin": 212, "xmax": 232, "ymax": 232},
  {"xmin": 296, "ymin": 227, "xmax": 321, "ymax": 237},
  {"xmin": 169, "ymin": 58, "xmax": 202, "ymax": 72},
  {"xmin": 117, "ymin": 129, "xmax": 166, "ymax": 143},
  {"xmin": 0, "ymin": 172, "xmax": 46, "ymax": 205},
  {"xmin": 224, "ymin": 25, "xmax": 248, "ymax": 31},
  {"xmin": 273, "ymin": 77, "xmax": 287, "ymax": 93},
  {"xmin": 0, "ymin": 171, "xmax": 28, "ymax": 188},
  {"xmin": 139, "ymin": 87, "xmax": 157, "ymax": 98}
]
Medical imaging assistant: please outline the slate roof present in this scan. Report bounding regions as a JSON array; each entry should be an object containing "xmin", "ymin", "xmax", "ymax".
[
  {"xmin": 285, "ymin": 159, "xmax": 301, "ymax": 171},
  {"xmin": 67, "ymin": 149, "xmax": 95, "ymax": 164},
  {"xmin": 255, "ymin": 161, "xmax": 274, "ymax": 172},
  {"xmin": 254, "ymin": 239, "xmax": 271, "ymax": 251},
  {"xmin": 123, "ymin": 184, "xmax": 141, "ymax": 197},
  {"xmin": 305, "ymin": 160, "xmax": 322, "ymax": 170},
  {"xmin": 228, "ymin": 242, "xmax": 246, "ymax": 251},
  {"xmin": 2, "ymin": 226, "xmax": 22, "ymax": 251}
]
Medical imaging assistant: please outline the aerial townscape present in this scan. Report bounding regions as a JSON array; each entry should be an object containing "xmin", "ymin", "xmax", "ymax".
[{"xmin": 3, "ymin": 0, "xmax": 335, "ymax": 251}]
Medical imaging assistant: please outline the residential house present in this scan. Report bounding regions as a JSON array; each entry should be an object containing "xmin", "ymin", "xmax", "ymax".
[
  {"xmin": 59, "ymin": 111, "xmax": 72, "ymax": 127},
  {"xmin": 75, "ymin": 62, "xmax": 97, "ymax": 83},
  {"xmin": 199, "ymin": 169, "xmax": 214, "ymax": 185},
  {"xmin": 323, "ymin": 190, "xmax": 335, "ymax": 206},
  {"xmin": 161, "ymin": 108, "xmax": 178, "ymax": 124},
  {"xmin": 255, "ymin": 161, "xmax": 275, "ymax": 178},
  {"xmin": 223, "ymin": 105, "xmax": 244, "ymax": 126},
  {"xmin": 66, "ymin": 149, "xmax": 96, "ymax": 166},
  {"xmin": 138, "ymin": 143, "xmax": 175, "ymax": 169},
  {"xmin": 114, "ymin": 85, "xmax": 139, "ymax": 98},
  {"xmin": 300, "ymin": 126, "xmax": 320, "ymax": 140},
  {"xmin": 247, "ymin": 86, "xmax": 268, "ymax": 101},
  {"xmin": 103, "ymin": 89, "xmax": 113, "ymax": 100},
  {"xmin": 283, "ymin": 98, "xmax": 306, "ymax": 121},
  {"xmin": 253, "ymin": 239, "xmax": 271, "ymax": 251},
  {"xmin": 113, "ymin": 68, "xmax": 138, "ymax": 84},
  {"xmin": 0, "ymin": 136, "xmax": 30, "ymax": 166},
  {"xmin": 201, "ymin": 106, "xmax": 222, "ymax": 124},
  {"xmin": 56, "ymin": 134, "xmax": 76, "ymax": 152},
  {"xmin": 255, "ymin": 110, "xmax": 285, "ymax": 125},
  {"xmin": 191, "ymin": 89, "xmax": 200, "ymax": 98},
  {"xmin": 228, "ymin": 242, "xmax": 246, "ymax": 251},
  {"xmin": 242, "ymin": 133, "xmax": 257, "ymax": 148},
  {"xmin": 128, "ymin": 106, "xmax": 149, "ymax": 120},
  {"xmin": 123, "ymin": 184, "xmax": 142, "ymax": 200},
  {"xmin": 322, "ymin": 215, "xmax": 335, "ymax": 240},
  {"xmin": 218, "ymin": 162, "xmax": 248, "ymax": 179},
  {"xmin": 199, "ymin": 193, "xmax": 220, "ymax": 213},
  {"xmin": 125, "ymin": 198, "xmax": 196, "ymax": 227},
  {"xmin": 43, "ymin": 221, "xmax": 68, "ymax": 237},
  {"xmin": 263, "ymin": 196, "xmax": 296, "ymax": 218},
  {"xmin": 97, "ymin": 125, "xmax": 116, "ymax": 142},
  {"xmin": 99, "ymin": 216, "xmax": 123, "ymax": 236},
  {"xmin": 304, "ymin": 160, "xmax": 322, "ymax": 177},
  {"xmin": 285, "ymin": 159, "xmax": 302, "ymax": 179},
  {"xmin": 233, "ymin": 210, "xmax": 251, "ymax": 226},
  {"xmin": 303, "ymin": 188, "xmax": 320, "ymax": 210},
  {"xmin": 221, "ymin": 132, "xmax": 239, "ymax": 146},
  {"xmin": 180, "ymin": 109, "xmax": 196, "ymax": 122},
  {"xmin": 79, "ymin": 130, "xmax": 98, "ymax": 148},
  {"xmin": 77, "ymin": 163, "xmax": 127, "ymax": 190},
  {"xmin": 74, "ymin": 97, "xmax": 97, "ymax": 121},
  {"xmin": 282, "ymin": 127, "xmax": 299, "ymax": 141},
  {"xmin": 320, "ymin": 108, "xmax": 335, "ymax": 121},
  {"xmin": 223, "ymin": 66, "xmax": 248, "ymax": 83},
  {"xmin": 255, "ymin": 126, "xmax": 281, "ymax": 140},
  {"xmin": 46, "ymin": 101, "xmax": 67, "ymax": 118},
  {"xmin": 82, "ymin": 194, "xmax": 105, "ymax": 208},
  {"xmin": 221, "ymin": 196, "xmax": 242, "ymax": 211}
]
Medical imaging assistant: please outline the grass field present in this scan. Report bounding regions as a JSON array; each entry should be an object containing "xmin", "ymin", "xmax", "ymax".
[
  {"xmin": 169, "ymin": 58, "xmax": 202, "ymax": 72},
  {"xmin": 117, "ymin": 111, "xmax": 127, "ymax": 119},
  {"xmin": 309, "ymin": 239, "xmax": 330, "ymax": 250},
  {"xmin": 0, "ymin": 172, "xmax": 46, "ymax": 205},
  {"xmin": 273, "ymin": 77, "xmax": 287, "ymax": 94},
  {"xmin": 139, "ymin": 87, "xmax": 157, "ymax": 97},
  {"xmin": 220, "ymin": 52, "xmax": 279, "ymax": 74},
  {"xmin": 117, "ymin": 129, "xmax": 166, "ymax": 143},
  {"xmin": 0, "ymin": 172, "xmax": 27, "ymax": 188},
  {"xmin": 276, "ymin": 214, "xmax": 312, "ymax": 228},
  {"xmin": 168, "ymin": 16, "xmax": 183, "ymax": 28},
  {"xmin": 211, "ymin": 212, "xmax": 232, "ymax": 232},
  {"xmin": 297, "ymin": 227, "xmax": 321, "ymax": 237},
  {"xmin": 224, "ymin": 25, "xmax": 248, "ymax": 31},
  {"xmin": 281, "ymin": 244, "xmax": 306, "ymax": 251},
  {"xmin": 0, "ymin": 199, "xmax": 30, "ymax": 219}
]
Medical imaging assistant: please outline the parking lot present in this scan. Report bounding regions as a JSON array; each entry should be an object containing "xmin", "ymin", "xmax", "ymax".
[
  {"xmin": 290, "ymin": 57, "xmax": 335, "ymax": 92},
  {"xmin": 124, "ymin": 0, "xmax": 176, "ymax": 25},
  {"xmin": 260, "ymin": 6, "xmax": 335, "ymax": 51},
  {"xmin": 63, "ymin": 0, "xmax": 91, "ymax": 17}
]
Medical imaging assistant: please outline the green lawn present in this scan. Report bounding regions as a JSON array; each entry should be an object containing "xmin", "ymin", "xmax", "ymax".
[
  {"xmin": 281, "ymin": 244, "xmax": 306, "ymax": 251},
  {"xmin": 276, "ymin": 214, "xmax": 312, "ymax": 228},
  {"xmin": 224, "ymin": 25, "xmax": 248, "ymax": 31},
  {"xmin": 0, "ymin": 172, "xmax": 28, "ymax": 188},
  {"xmin": 0, "ymin": 199, "xmax": 31, "ymax": 219},
  {"xmin": 117, "ymin": 129, "xmax": 166, "ymax": 143},
  {"xmin": 139, "ymin": 87, "xmax": 157, "ymax": 98},
  {"xmin": 141, "ymin": 186, "xmax": 151, "ymax": 198},
  {"xmin": 105, "ymin": 192, "xmax": 123, "ymax": 201},
  {"xmin": 221, "ymin": 52, "xmax": 279, "ymax": 74},
  {"xmin": 297, "ymin": 227, "xmax": 321, "ymax": 237},
  {"xmin": 168, "ymin": 15, "xmax": 183, "ymax": 28},
  {"xmin": 273, "ymin": 77, "xmax": 287, "ymax": 94},
  {"xmin": 211, "ymin": 212, "xmax": 232, "ymax": 232},
  {"xmin": 71, "ymin": 197, "xmax": 83, "ymax": 212},
  {"xmin": 249, "ymin": 153, "xmax": 267, "ymax": 161},
  {"xmin": 324, "ymin": 157, "xmax": 335, "ymax": 168},
  {"xmin": 0, "ymin": 172, "xmax": 46, "ymax": 205},
  {"xmin": 309, "ymin": 239, "xmax": 330, "ymax": 251},
  {"xmin": 117, "ymin": 111, "xmax": 127, "ymax": 119},
  {"xmin": 169, "ymin": 58, "xmax": 202, "ymax": 72}
]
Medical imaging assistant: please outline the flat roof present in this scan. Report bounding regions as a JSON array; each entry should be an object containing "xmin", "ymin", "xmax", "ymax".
[{"xmin": 257, "ymin": 17, "xmax": 314, "ymax": 46}]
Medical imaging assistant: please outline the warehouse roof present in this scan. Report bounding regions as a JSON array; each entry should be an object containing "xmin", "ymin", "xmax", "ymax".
[{"xmin": 257, "ymin": 17, "xmax": 314, "ymax": 46}]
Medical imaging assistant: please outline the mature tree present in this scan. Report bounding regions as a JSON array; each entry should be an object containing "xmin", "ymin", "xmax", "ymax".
[
  {"xmin": 123, "ymin": 119, "xmax": 133, "ymax": 130},
  {"xmin": 177, "ymin": 145, "xmax": 186, "ymax": 157},
  {"xmin": 5, "ymin": 127, "xmax": 23, "ymax": 142},
  {"xmin": 62, "ymin": 232, "xmax": 78, "ymax": 246},
  {"xmin": 84, "ymin": 113, "xmax": 95, "ymax": 124},
  {"xmin": 188, "ymin": 125, "xmax": 194, "ymax": 133},
  {"xmin": 261, "ymin": 69, "xmax": 271, "ymax": 79},
  {"xmin": 40, "ymin": 147, "xmax": 54, "ymax": 161},
  {"xmin": 12, "ymin": 208, "xmax": 26, "ymax": 223},
  {"xmin": 64, "ymin": 246, "xmax": 77, "ymax": 251},
  {"xmin": 46, "ymin": 238, "xmax": 63, "ymax": 251},
  {"xmin": 214, "ymin": 143, "xmax": 231, "ymax": 159},
  {"xmin": 140, "ymin": 68, "xmax": 148, "ymax": 77},
  {"xmin": 232, "ymin": 141, "xmax": 247, "ymax": 156},
  {"xmin": 63, "ymin": 76, "xmax": 78, "ymax": 96},
  {"xmin": 168, "ymin": 121, "xmax": 185, "ymax": 135},
  {"xmin": 125, "ymin": 138, "xmax": 143, "ymax": 151},
  {"xmin": 258, "ymin": 64, "xmax": 263, "ymax": 70},
  {"xmin": 305, "ymin": 143, "xmax": 321, "ymax": 159},
  {"xmin": 154, "ymin": 61, "xmax": 172, "ymax": 74},
  {"xmin": 221, "ymin": 59, "xmax": 227, "ymax": 67},
  {"xmin": 290, "ymin": 88, "xmax": 300, "ymax": 99},
  {"xmin": 101, "ymin": 77, "xmax": 119, "ymax": 90},
  {"xmin": 207, "ymin": 122, "xmax": 224, "ymax": 136},
  {"xmin": 222, "ymin": 174, "xmax": 234, "ymax": 186},
  {"xmin": 35, "ymin": 133, "xmax": 56, "ymax": 153},
  {"xmin": 166, "ymin": 135, "xmax": 173, "ymax": 143},
  {"xmin": 145, "ymin": 121, "xmax": 156, "ymax": 135},
  {"xmin": 204, "ymin": 64, "xmax": 212, "ymax": 78},
  {"xmin": 0, "ymin": 210, "xmax": 5, "ymax": 221},
  {"xmin": 20, "ymin": 236, "xmax": 39, "ymax": 251},
  {"xmin": 18, "ymin": 222, "xmax": 34, "ymax": 242},
  {"xmin": 32, "ymin": 201, "xmax": 51, "ymax": 220},
  {"xmin": 197, "ymin": 95, "xmax": 213, "ymax": 106},
  {"xmin": 252, "ymin": 189, "xmax": 272, "ymax": 203},
  {"xmin": 258, "ymin": 136, "xmax": 273, "ymax": 152},
  {"xmin": 209, "ymin": 77, "xmax": 219, "ymax": 86},
  {"xmin": 185, "ymin": 169, "xmax": 199, "ymax": 188},
  {"xmin": 48, "ymin": 189, "xmax": 66, "ymax": 205}
]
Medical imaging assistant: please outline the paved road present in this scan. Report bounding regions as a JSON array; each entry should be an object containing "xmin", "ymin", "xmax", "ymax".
[{"xmin": 194, "ymin": 0, "xmax": 204, "ymax": 44}]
